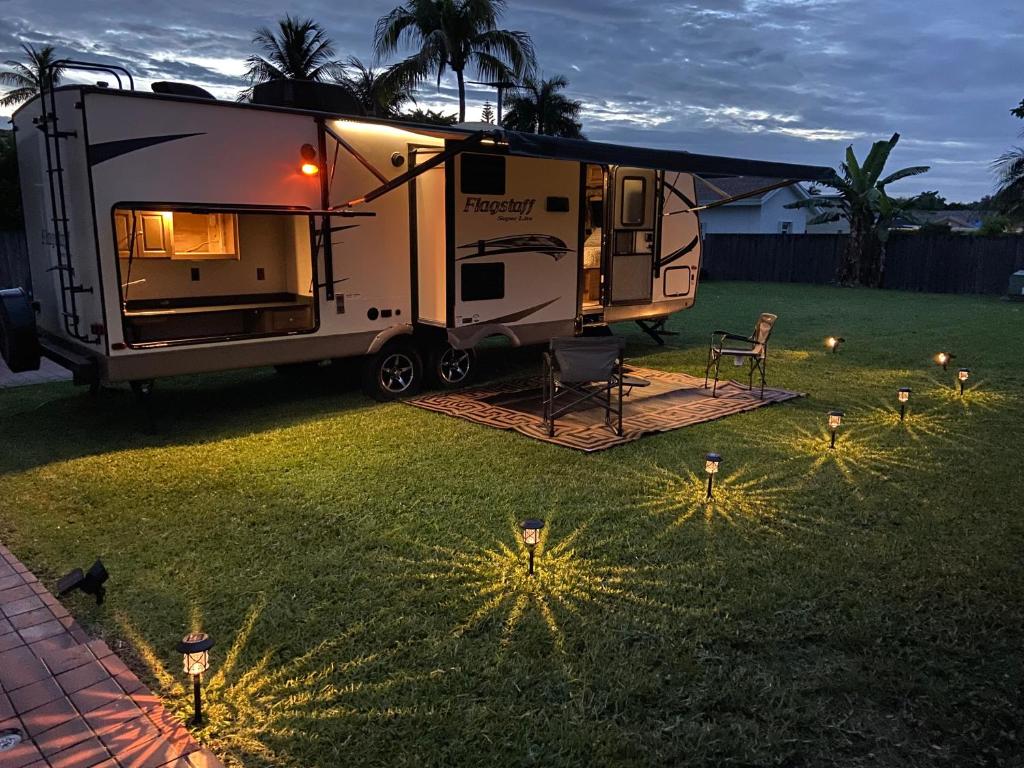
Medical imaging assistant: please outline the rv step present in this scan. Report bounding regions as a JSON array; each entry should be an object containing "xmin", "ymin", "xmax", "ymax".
[{"xmin": 39, "ymin": 335, "xmax": 98, "ymax": 386}]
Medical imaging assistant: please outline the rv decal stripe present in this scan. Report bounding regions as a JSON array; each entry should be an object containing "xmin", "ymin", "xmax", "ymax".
[
  {"xmin": 88, "ymin": 132, "xmax": 205, "ymax": 165},
  {"xmin": 480, "ymin": 297, "xmax": 560, "ymax": 325},
  {"xmin": 663, "ymin": 177, "xmax": 697, "ymax": 210},
  {"xmin": 657, "ymin": 235, "xmax": 700, "ymax": 269}
]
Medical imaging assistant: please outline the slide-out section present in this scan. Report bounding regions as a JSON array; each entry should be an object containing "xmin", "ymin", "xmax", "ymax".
[{"xmin": 114, "ymin": 207, "xmax": 315, "ymax": 345}]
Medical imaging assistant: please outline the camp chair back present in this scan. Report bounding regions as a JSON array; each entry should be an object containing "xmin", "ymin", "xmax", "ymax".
[
  {"xmin": 704, "ymin": 312, "xmax": 777, "ymax": 399},
  {"xmin": 543, "ymin": 336, "xmax": 626, "ymax": 437}
]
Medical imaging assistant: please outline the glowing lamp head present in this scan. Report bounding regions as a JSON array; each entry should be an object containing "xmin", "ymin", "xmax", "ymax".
[
  {"xmin": 520, "ymin": 518, "xmax": 544, "ymax": 549},
  {"xmin": 958, "ymin": 368, "xmax": 970, "ymax": 382},
  {"xmin": 828, "ymin": 410, "xmax": 844, "ymax": 430},
  {"xmin": 897, "ymin": 387, "xmax": 911, "ymax": 403},
  {"xmin": 299, "ymin": 143, "xmax": 319, "ymax": 176},
  {"xmin": 704, "ymin": 452, "xmax": 722, "ymax": 475},
  {"xmin": 177, "ymin": 632, "xmax": 213, "ymax": 676}
]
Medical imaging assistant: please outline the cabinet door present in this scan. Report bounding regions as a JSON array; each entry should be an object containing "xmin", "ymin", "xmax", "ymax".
[{"xmin": 116, "ymin": 211, "xmax": 173, "ymax": 258}]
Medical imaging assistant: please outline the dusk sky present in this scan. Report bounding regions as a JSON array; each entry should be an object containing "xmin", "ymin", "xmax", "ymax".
[{"xmin": 3, "ymin": 0, "xmax": 1022, "ymax": 201}]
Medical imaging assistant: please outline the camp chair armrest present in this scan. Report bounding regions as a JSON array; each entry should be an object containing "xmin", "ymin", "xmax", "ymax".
[{"xmin": 711, "ymin": 330, "xmax": 755, "ymax": 346}]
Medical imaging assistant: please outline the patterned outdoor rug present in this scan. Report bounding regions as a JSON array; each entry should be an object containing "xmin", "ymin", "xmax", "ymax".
[{"xmin": 408, "ymin": 367, "xmax": 802, "ymax": 451}]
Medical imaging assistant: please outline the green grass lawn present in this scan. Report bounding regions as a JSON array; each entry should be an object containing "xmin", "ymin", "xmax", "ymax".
[{"xmin": 2, "ymin": 282, "xmax": 1023, "ymax": 767}]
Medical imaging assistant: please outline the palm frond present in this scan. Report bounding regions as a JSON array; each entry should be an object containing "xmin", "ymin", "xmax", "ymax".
[{"xmin": 877, "ymin": 165, "xmax": 930, "ymax": 188}]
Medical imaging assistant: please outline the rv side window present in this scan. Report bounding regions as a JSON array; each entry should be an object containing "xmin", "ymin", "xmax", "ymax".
[
  {"xmin": 621, "ymin": 177, "xmax": 646, "ymax": 226},
  {"xmin": 461, "ymin": 154, "xmax": 506, "ymax": 195},
  {"xmin": 461, "ymin": 262, "xmax": 505, "ymax": 301}
]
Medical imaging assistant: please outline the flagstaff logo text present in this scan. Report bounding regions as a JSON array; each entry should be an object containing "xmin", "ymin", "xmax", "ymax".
[{"xmin": 463, "ymin": 197, "xmax": 536, "ymax": 217}]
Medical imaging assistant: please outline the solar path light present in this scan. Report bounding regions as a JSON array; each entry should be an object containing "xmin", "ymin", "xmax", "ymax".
[
  {"xmin": 520, "ymin": 519, "xmax": 545, "ymax": 575},
  {"xmin": 828, "ymin": 410, "xmax": 844, "ymax": 449},
  {"xmin": 897, "ymin": 387, "xmax": 911, "ymax": 421},
  {"xmin": 957, "ymin": 368, "xmax": 970, "ymax": 395},
  {"xmin": 704, "ymin": 453, "xmax": 722, "ymax": 501},
  {"xmin": 177, "ymin": 632, "xmax": 214, "ymax": 726},
  {"xmin": 826, "ymin": 336, "xmax": 845, "ymax": 353}
]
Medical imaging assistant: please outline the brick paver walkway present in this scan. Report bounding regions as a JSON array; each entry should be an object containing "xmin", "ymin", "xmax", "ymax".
[
  {"xmin": 0, "ymin": 358, "xmax": 72, "ymax": 389},
  {"xmin": 0, "ymin": 543, "xmax": 223, "ymax": 768}
]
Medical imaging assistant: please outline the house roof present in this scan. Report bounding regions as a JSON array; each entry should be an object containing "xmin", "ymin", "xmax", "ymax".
[
  {"xmin": 913, "ymin": 210, "xmax": 990, "ymax": 229},
  {"xmin": 695, "ymin": 175, "xmax": 810, "ymax": 206}
]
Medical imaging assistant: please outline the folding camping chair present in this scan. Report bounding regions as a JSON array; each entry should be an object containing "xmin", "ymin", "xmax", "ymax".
[
  {"xmin": 543, "ymin": 337, "xmax": 627, "ymax": 437},
  {"xmin": 704, "ymin": 312, "xmax": 777, "ymax": 399}
]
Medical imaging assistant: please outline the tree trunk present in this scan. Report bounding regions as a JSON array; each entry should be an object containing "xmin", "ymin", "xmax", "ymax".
[{"xmin": 456, "ymin": 69, "xmax": 466, "ymax": 122}]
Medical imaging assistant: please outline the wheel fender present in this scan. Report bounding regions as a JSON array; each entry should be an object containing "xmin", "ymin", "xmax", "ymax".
[
  {"xmin": 446, "ymin": 324, "xmax": 521, "ymax": 350},
  {"xmin": 367, "ymin": 323, "xmax": 414, "ymax": 354},
  {"xmin": 0, "ymin": 287, "xmax": 41, "ymax": 373}
]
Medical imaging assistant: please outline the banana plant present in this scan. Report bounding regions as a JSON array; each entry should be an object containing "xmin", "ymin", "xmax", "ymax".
[{"xmin": 787, "ymin": 133, "xmax": 928, "ymax": 286}]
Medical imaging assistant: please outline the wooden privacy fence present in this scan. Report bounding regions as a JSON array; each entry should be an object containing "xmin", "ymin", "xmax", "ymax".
[
  {"xmin": 701, "ymin": 233, "xmax": 1024, "ymax": 295},
  {"xmin": 0, "ymin": 230, "xmax": 30, "ymax": 291}
]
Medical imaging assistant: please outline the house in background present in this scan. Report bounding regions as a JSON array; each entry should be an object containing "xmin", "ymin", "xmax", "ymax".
[{"xmin": 697, "ymin": 177, "xmax": 849, "ymax": 234}]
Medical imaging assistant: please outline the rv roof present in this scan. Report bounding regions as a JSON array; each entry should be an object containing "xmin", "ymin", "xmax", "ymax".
[{"xmin": 21, "ymin": 84, "xmax": 836, "ymax": 183}]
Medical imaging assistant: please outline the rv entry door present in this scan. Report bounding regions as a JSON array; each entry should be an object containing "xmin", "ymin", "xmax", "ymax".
[{"xmin": 607, "ymin": 167, "xmax": 656, "ymax": 304}]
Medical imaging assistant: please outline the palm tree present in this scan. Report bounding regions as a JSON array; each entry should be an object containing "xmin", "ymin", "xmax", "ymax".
[
  {"xmin": 501, "ymin": 74, "xmax": 584, "ymax": 138},
  {"xmin": 374, "ymin": 0, "xmax": 535, "ymax": 122},
  {"xmin": 786, "ymin": 133, "xmax": 928, "ymax": 286},
  {"xmin": 240, "ymin": 15, "xmax": 343, "ymax": 101},
  {"xmin": 992, "ymin": 147, "xmax": 1024, "ymax": 218},
  {"xmin": 0, "ymin": 44, "xmax": 64, "ymax": 108},
  {"xmin": 340, "ymin": 57, "xmax": 415, "ymax": 118}
]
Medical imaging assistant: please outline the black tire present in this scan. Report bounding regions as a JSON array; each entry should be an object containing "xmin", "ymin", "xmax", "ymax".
[
  {"xmin": 429, "ymin": 342, "xmax": 475, "ymax": 389},
  {"xmin": 0, "ymin": 288, "xmax": 41, "ymax": 373},
  {"xmin": 361, "ymin": 340, "xmax": 423, "ymax": 401}
]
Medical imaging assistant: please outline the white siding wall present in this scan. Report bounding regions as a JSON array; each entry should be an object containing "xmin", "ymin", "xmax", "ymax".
[{"xmin": 699, "ymin": 187, "xmax": 810, "ymax": 234}]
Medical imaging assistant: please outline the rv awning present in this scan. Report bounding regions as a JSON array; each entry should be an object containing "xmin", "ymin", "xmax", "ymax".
[{"xmin": 500, "ymin": 131, "xmax": 836, "ymax": 182}]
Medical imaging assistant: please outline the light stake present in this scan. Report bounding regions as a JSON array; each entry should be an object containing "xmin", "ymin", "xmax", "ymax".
[
  {"xmin": 177, "ymin": 633, "xmax": 214, "ymax": 726},
  {"xmin": 827, "ymin": 410, "xmax": 844, "ymax": 449},
  {"xmin": 520, "ymin": 518, "xmax": 545, "ymax": 575},
  {"xmin": 957, "ymin": 368, "xmax": 970, "ymax": 395},
  {"xmin": 897, "ymin": 387, "xmax": 911, "ymax": 421},
  {"xmin": 704, "ymin": 452, "xmax": 722, "ymax": 501},
  {"xmin": 826, "ymin": 336, "xmax": 845, "ymax": 354}
]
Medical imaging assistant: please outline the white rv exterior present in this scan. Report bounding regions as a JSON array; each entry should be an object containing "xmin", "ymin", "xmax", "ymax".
[{"xmin": 3, "ymin": 70, "xmax": 829, "ymax": 399}]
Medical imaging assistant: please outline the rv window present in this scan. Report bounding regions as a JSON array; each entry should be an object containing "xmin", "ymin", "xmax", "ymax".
[
  {"xmin": 621, "ymin": 177, "xmax": 646, "ymax": 226},
  {"xmin": 461, "ymin": 154, "xmax": 506, "ymax": 195},
  {"xmin": 461, "ymin": 262, "xmax": 505, "ymax": 301}
]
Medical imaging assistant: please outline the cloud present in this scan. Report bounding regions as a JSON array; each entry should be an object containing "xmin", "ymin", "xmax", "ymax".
[{"xmin": 0, "ymin": 0, "xmax": 1022, "ymax": 200}]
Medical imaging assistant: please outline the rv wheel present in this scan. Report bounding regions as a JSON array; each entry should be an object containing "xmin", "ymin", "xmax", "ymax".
[
  {"xmin": 362, "ymin": 341, "xmax": 423, "ymax": 401},
  {"xmin": 0, "ymin": 288, "xmax": 41, "ymax": 373},
  {"xmin": 430, "ymin": 343, "xmax": 475, "ymax": 388}
]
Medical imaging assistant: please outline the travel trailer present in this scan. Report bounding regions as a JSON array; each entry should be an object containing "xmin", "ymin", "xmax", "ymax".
[{"xmin": 0, "ymin": 61, "xmax": 833, "ymax": 399}]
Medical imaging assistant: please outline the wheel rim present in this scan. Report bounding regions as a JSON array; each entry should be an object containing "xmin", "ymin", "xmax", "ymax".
[
  {"xmin": 379, "ymin": 352, "xmax": 415, "ymax": 394},
  {"xmin": 439, "ymin": 347, "xmax": 471, "ymax": 384}
]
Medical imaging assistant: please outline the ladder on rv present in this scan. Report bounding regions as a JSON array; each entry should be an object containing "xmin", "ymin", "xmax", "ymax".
[{"xmin": 35, "ymin": 60, "xmax": 134, "ymax": 344}]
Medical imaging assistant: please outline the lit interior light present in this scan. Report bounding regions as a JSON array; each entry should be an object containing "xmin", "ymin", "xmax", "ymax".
[
  {"xmin": 177, "ymin": 632, "xmax": 214, "ymax": 726},
  {"xmin": 827, "ymin": 410, "xmax": 844, "ymax": 449},
  {"xmin": 300, "ymin": 143, "xmax": 319, "ymax": 176},
  {"xmin": 520, "ymin": 518, "xmax": 545, "ymax": 575},
  {"xmin": 897, "ymin": 387, "xmax": 911, "ymax": 421},
  {"xmin": 704, "ymin": 452, "xmax": 722, "ymax": 500},
  {"xmin": 957, "ymin": 368, "xmax": 970, "ymax": 395}
]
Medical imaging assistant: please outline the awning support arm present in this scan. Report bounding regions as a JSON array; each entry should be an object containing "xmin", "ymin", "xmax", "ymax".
[
  {"xmin": 340, "ymin": 131, "xmax": 493, "ymax": 208},
  {"xmin": 323, "ymin": 123, "xmax": 390, "ymax": 186},
  {"xmin": 667, "ymin": 178, "xmax": 800, "ymax": 215}
]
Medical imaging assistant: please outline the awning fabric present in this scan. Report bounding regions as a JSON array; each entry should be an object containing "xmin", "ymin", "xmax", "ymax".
[{"xmin": 499, "ymin": 131, "xmax": 836, "ymax": 182}]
